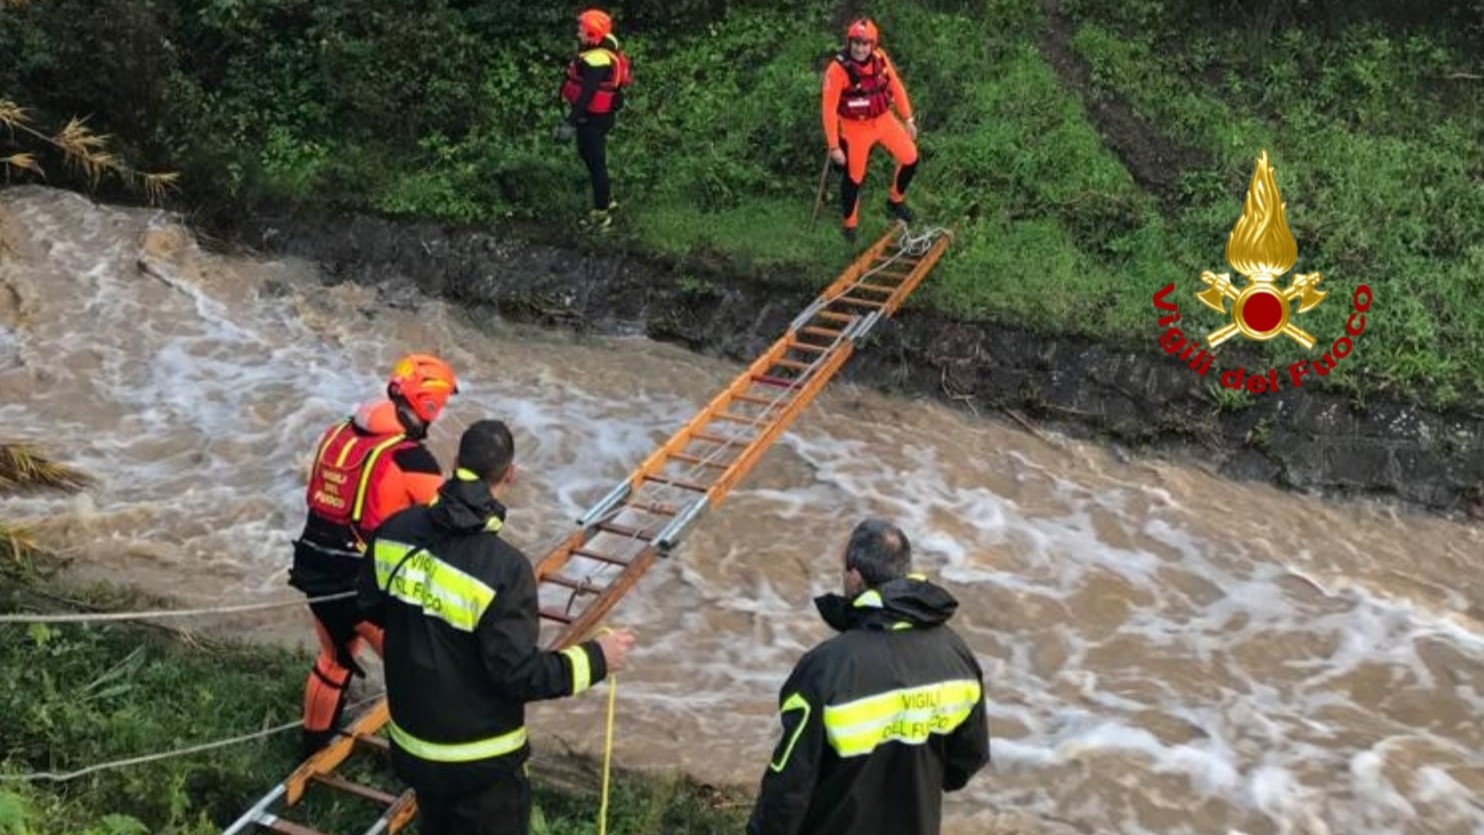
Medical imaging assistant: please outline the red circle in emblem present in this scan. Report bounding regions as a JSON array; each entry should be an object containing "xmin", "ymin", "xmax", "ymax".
[{"xmin": 1241, "ymin": 290, "xmax": 1284, "ymax": 333}]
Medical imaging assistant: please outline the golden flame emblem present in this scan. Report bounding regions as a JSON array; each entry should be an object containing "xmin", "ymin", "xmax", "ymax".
[{"xmin": 1196, "ymin": 150, "xmax": 1326, "ymax": 348}]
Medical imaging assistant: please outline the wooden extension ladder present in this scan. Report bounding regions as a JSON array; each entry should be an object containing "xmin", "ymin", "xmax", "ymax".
[{"xmin": 222, "ymin": 225, "xmax": 952, "ymax": 835}]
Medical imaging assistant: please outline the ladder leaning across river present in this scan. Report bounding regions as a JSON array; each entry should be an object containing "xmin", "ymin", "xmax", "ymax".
[{"xmin": 223, "ymin": 224, "xmax": 953, "ymax": 835}]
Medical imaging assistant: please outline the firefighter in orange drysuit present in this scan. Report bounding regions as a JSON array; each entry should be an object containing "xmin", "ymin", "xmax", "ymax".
[
  {"xmin": 821, "ymin": 18, "xmax": 919, "ymax": 245},
  {"xmin": 289, "ymin": 354, "xmax": 458, "ymax": 758}
]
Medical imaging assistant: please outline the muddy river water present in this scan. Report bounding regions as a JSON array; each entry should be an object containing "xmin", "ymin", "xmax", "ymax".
[{"xmin": 2, "ymin": 187, "xmax": 1481, "ymax": 834}]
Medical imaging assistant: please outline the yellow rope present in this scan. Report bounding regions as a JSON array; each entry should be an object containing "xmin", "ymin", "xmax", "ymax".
[{"xmin": 594, "ymin": 626, "xmax": 619, "ymax": 835}]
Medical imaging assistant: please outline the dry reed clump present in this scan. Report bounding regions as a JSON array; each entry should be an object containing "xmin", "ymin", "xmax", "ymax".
[
  {"xmin": 0, "ymin": 442, "xmax": 93, "ymax": 493},
  {"xmin": 0, "ymin": 443, "xmax": 90, "ymax": 573},
  {"xmin": 0, "ymin": 99, "xmax": 179, "ymax": 212}
]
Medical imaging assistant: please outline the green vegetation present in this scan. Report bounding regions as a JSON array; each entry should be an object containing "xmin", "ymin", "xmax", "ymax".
[
  {"xmin": 0, "ymin": 595, "xmax": 748, "ymax": 833},
  {"xmin": 0, "ymin": 0, "xmax": 1479, "ymax": 406}
]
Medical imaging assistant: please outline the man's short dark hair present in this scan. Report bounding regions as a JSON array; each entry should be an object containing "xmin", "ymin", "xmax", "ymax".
[
  {"xmin": 844, "ymin": 518, "xmax": 911, "ymax": 587},
  {"xmin": 457, "ymin": 419, "xmax": 514, "ymax": 484}
]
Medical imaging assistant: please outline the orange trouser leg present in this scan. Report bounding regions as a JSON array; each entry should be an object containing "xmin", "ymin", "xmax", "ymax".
[
  {"xmin": 302, "ymin": 614, "xmax": 384, "ymax": 734},
  {"xmin": 839, "ymin": 118, "xmax": 881, "ymax": 229},
  {"xmin": 875, "ymin": 116, "xmax": 919, "ymax": 203}
]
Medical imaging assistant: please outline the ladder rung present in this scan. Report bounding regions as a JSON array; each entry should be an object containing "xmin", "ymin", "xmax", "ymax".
[
  {"xmin": 539, "ymin": 607, "xmax": 575, "ymax": 624},
  {"xmin": 690, "ymin": 430, "xmax": 742, "ymax": 446},
  {"xmin": 626, "ymin": 500, "xmax": 680, "ymax": 516},
  {"xmin": 874, "ymin": 269, "xmax": 913, "ymax": 278},
  {"xmin": 837, "ymin": 296, "xmax": 886, "ymax": 308},
  {"xmin": 671, "ymin": 450, "xmax": 730, "ymax": 468},
  {"xmin": 732, "ymin": 393, "xmax": 785, "ymax": 407},
  {"xmin": 311, "ymin": 774, "xmax": 398, "ymax": 806},
  {"xmin": 597, "ymin": 521, "xmax": 653, "ymax": 539},
  {"xmin": 800, "ymin": 326, "xmax": 841, "ymax": 338},
  {"xmin": 642, "ymin": 474, "xmax": 710, "ymax": 492},
  {"xmin": 855, "ymin": 282, "xmax": 897, "ymax": 293},
  {"xmin": 543, "ymin": 574, "xmax": 609, "ymax": 594},
  {"xmin": 752, "ymin": 374, "xmax": 800, "ymax": 388},
  {"xmin": 787, "ymin": 341, "xmax": 828, "ymax": 353},
  {"xmin": 772, "ymin": 359, "xmax": 811, "ymax": 370},
  {"xmin": 256, "ymin": 816, "xmax": 327, "ymax": 835},
  {"xmin": 815, "ymin": 310, "xmax": 854, "ymax": 322},
  {"xmin": 573, "ymin": 547, "xmax": 633, "ymax": 566},
  {"xmin": 354, "ymin": 734, "xmax": 389, "ymax": 753},
  {"xmin": 715, "ymin": 412, "xmax": 766, "ymax": 425}
]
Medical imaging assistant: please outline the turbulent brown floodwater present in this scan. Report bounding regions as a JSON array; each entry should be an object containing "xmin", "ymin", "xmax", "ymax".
[{"xmin": 3, "ymin": 186, "xmax": 1482, "ymax": 835}]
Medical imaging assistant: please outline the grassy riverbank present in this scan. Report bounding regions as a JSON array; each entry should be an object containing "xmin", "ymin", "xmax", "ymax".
[
  {"xmin": 0, "ymin": 571, "xmax": 750, "ymax": 834},
  {"xmin": 1, "ymin": 0, "xmax": 1479, "ymax": 407}
]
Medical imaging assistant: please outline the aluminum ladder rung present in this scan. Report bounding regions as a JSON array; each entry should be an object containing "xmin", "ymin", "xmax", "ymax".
[
  {"xmin": 751, "ymin": 373, "xmax": 800, "ymax": 388},
  {"xmin": 354, "ymin": 734, "xmax": 389, "ymax": 753},
  {"xmin": 543, "ymin": 574, "xmax": 609, "ymax": 595},
  {"xmin": 731, "ymin": 393, "xmax": 786, "ymax": 408},
  {"xmin": 573, "ymin": 547, "xmax": 633, "ymax": 566},
  {"xmin": 641, "ymin": 474, "xmax": 710, "ymax": 492},
  {"xmin": 799, "ymin": 326, "xmax": 842, "ymax": 339},
  {"xmin": 310, "ymin": 774, "xmax": 397, "ymax": 806},
  {"xmin": 255, "ymin": 816, "xmax": 326, "ymax": 835},
  {"xmin": 596, "ymin": 521, "xmax": 654, "ymax": 540},
  {"xmin": 671, "ymin": 450, "xmax": 731, "ymax": 468},
  {"xmin": 787, "ymin": 341, "xmax": 828, "ymax": 353},
  {"xmin": 690, "ymin": 430, "xmax": 744, "ymax": 446},
  {"xmin": 625, "ymin": 500, "xmax": 680, "ymax": 516}
]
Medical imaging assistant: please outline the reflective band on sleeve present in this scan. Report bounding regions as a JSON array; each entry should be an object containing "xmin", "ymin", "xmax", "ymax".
[
  {"xmin": 852, "ymin": 589, "xmax": 884, "ymax": 609},
  {"xmin": 388, "ymin": 719, "xmax": 527, "ymax": 763},
  {"xmin": 823, "ymin": 679, "xmax": 981, "ymax": 758},
  {"xmin": 770, "ymin": 692, "xmax": 812, "ymax": 772},
  {"xmin": 561, "ymin": 646, "xmax": 592, "ymax": 694},
  {"xmin": 372, "ymin": 539, "xmax": 496, "ymax": 632}
]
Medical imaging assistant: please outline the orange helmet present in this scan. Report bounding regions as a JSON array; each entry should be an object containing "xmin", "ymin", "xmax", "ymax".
[
  {"xmin": 846, "ymin": 18, "xmax": 878, "ymax": 45},
  {"xmin": 387, "ymin": 353, "xmax": 458, "ymax": 425},
  {"xmin": 578, "ymin": 9, "xmax": 612, "ymax": 44}
]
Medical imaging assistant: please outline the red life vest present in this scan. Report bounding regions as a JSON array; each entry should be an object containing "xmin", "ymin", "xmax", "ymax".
[
  {"xmin": 561, "ymin": 42, "xmax": 632, "ymax": 115},
  {"xmin": 835, "ymin": 50, "xmax": 893, "ymax": 120},
  {"xmin": 304, "ymin": 419, "xmax": 416, "ymax": 550}
]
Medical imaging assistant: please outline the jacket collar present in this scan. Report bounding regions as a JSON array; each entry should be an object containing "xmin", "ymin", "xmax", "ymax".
[
  {"xmin": 429, "ymin": 469, "xmax": 507, "ymax": 535},
  {"xmin": 814, "ymin": 574, "xmax": 959, "ymax": 633}
]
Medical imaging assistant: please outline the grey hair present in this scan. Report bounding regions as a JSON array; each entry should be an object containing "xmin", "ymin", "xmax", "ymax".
[{"xmin": 844, "ymin": 518, "xmax": 912, "ymax": 587}]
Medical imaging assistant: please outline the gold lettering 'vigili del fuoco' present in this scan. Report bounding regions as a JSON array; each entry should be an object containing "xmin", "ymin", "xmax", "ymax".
[{"xmin": 1151, "ymin": 150, "xmax": 1372, "ymax": 395}]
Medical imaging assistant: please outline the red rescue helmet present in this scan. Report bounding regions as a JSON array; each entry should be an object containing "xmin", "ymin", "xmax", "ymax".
[
  {"xmin": 846, "ymin": 18, "xmax": 878, "ymax": 45},
  {"xmin": 387, "ymin": 353, "xmax": 458, "ymax": 425},
  {"xmin": 578, "ymin": 9, "xmax": 612, "ymax": 44}
]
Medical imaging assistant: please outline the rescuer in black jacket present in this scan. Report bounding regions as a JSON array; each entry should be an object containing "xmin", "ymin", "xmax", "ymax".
[
  {"xmin": 358, "ymin": 419, "xmax": 635, "ymax": 835},
  {"xmin": 748, "ymin": 518, "xmax": 991, "ymax": 835}
]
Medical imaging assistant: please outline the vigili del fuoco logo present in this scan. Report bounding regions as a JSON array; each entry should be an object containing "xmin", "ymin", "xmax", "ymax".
[{"xmin": 1152, "ymin": 150, "xmax": 1372, "ymax": 394}]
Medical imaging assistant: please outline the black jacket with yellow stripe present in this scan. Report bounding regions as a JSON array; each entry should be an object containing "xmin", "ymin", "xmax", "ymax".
[
  {"xmin": 748, "ymin": 576, "xmax": 990, "ymax": 835},
  {"xmin": 356, "ymin": 474, "xmax": 606, "ymax": 795}
]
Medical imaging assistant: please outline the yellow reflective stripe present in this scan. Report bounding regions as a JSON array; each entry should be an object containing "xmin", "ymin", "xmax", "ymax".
[
  {"xmin": 906, "ymin": 572, "xmax": 927, "ymax": 581},
  {"xmin": 582, "ymin": 48, "xmax": 615, "ymax": 67},
  {"xmin": 350, "ymin": 434, "xmax": 407, "ymax": 524},
  {"xmin": 314, "ymin": 420, "xmax": 351, "ymax": 469},
  {"xmin": 890, "ymin": 621, "xmax": 913, "ymax": 631},
  {"xmin": 455, "ymin": 468, "xmax": 480, "ymax": 481},
  {"xmin": 853, "ymin": 590, "xmax": 883, "ymax": 608},
  {"xmin": 373, "ymin": 540, "xmax": 496, "ymax": 632},
  {"xmin": 388, "ymin": 719, "xmax": 527, "ymax": 763},
  {"xmin": 823, "ymin": 679, "xmax": 981, "ymax": 758},
  {"xmin": 560, "ymin": 646, "xmax": 591, "ymax": 694},
  {"xmin": 770, "ymin": 692, "xmax": 811, "ymax": 772}
]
